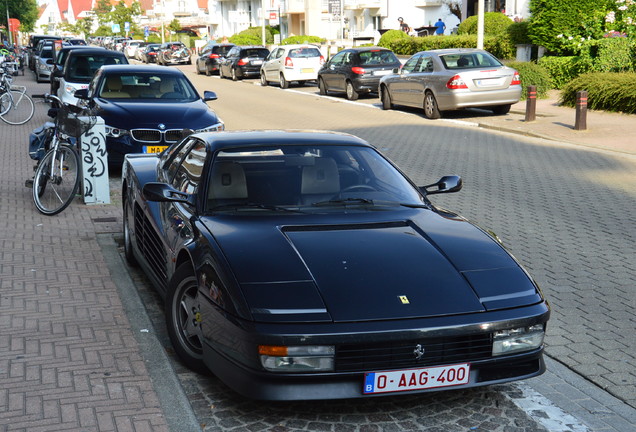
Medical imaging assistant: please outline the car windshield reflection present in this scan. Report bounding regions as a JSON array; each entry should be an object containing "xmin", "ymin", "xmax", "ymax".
[
  {"xmin": 98, "ymin": 73, "xmax": 199, "ymax": 101},
  {"xmin": 205, "ymin": 145, "xmax": 424, "ymax": 213}
]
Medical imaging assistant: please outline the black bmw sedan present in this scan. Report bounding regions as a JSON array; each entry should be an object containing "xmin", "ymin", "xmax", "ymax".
[
  {"xmin": 75, "ymin": 65, "xmax": 223, "ymax": 167},
  {"xmin": 122, "ymin": 130, "xmax": 550, "ymax": 400}
]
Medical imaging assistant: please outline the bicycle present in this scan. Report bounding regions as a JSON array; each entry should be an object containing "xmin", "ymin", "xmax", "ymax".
[
  {"xmin": 29, "ymin": 94, "xmax": 95, "ymax": 215},
  {"xmin": 0, "ymin": 61, "xmax": 35, "ymax": 125}
]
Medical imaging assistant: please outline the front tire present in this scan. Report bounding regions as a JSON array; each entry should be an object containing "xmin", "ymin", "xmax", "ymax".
[
  {"xmin": 318, "ymin": 77, "xmax": 327, "ymax": 95},
  {"xmin": 122, "ymin": 197, "xmax": 138, "ymax": 266},
  {"xmin": 32, "ymin": 145, "xmax": 80, "ymax": 215},
  {"xmin": 423, "ymin": 91, "xmax": 441, "ymax": 119},
  {"xmin": 260, "ymin": 72, "xmax": 268, "ymax": 86},
  {"xmin": 381, "ymin": 86, "xmax": 393, "ymax": 110},
  {"xmin": 166, "ymin": 263, "xmax": 207, "ymax": 373},
  {"xmin": 345, "ymin": 81, "xmax": 359, "ymax": 101}
]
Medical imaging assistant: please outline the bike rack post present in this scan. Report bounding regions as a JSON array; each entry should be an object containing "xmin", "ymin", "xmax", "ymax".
[{"xmin": 79, "ymin": 116, "xmax": 110, "ymax": 204}]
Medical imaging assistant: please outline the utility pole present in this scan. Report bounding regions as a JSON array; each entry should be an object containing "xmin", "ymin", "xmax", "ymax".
[{"xmin": 477, "ymin": 0, "xmax": 484, "ymax": 49}]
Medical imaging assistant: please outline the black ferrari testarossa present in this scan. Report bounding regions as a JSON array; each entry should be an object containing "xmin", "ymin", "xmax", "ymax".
[{"xmin": 121, "ymin": 130, "xmax": 550, "ymax": 400}]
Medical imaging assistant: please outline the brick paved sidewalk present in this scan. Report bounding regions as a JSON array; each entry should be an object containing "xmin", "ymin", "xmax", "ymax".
[{"xmin": 0, "ymin": 75, "xmax": 177, "ymax": 432}]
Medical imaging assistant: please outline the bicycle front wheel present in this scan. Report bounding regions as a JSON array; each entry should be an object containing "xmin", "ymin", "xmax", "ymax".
[
  {"xmin": 0, "ymin": 91, "xmax": 11, "ymax": 116},
  {"xmin": 32, "ymin": 145, "xmax": 80, "ymax": 215},
  {"xmin": 0, "ymin": 90, "xmax": 35, "ymax": 125}
]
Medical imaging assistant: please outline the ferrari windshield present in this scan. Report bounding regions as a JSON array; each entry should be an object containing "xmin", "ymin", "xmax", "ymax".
[{"xmin": 205, "ymin": 145, "xmax": 424, "ymax": 212}]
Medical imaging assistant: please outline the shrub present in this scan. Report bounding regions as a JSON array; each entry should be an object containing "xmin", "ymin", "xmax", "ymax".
[
  {"xmin": 585, "ymin": 37, "xmax": 635, "ymax": 72},
  {"xmin": 560, "ymin": 72, "xmax": 636, "ymax": 113},
  {"xmin": 281, "ymin": 35, "xmax": 326, "ymax": 45},
  {"xmin": 228, "ymin": 33, "xmax": 262, "ymax": 45},
  {"xmin": 379, "ymin": 34, "xmax": 516, "ymax": 60},
  {"xmin": 378, "ymin": 29, "xmax": 411, "ymax": 47},
  {"xmin": 538, "ymin": 56, "xmax": 588, "ymax": 89},
  {"xmin": 507, "ymin": 21, "xmax": 531, "ymax": 45},
  {"xmin": 457, "ymin": 12, "xmax": 513, "ymax": 36},
  {"xmin": 506, "ymin": 61, "xmax": 552, "ymax": 99}
]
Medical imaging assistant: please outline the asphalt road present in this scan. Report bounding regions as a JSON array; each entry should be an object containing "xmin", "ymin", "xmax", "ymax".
[{"xmin": 116, "ymin": 62, "xmax": 636, "ymax": 430}]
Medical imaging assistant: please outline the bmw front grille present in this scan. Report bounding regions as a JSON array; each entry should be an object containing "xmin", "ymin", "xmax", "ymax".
[{"xmin": 131, "ymin": 128, "xmax": 183, "ymax": 143}]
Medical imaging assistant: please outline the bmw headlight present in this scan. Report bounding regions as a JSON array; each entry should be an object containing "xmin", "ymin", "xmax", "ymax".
[
  {"xmin": 196, "ymin": 120, "xmax": 224, "ymax": 133},
  {"xmin": 492, "ymin": 324, "xmax": 545, "ymax": 356},
  {"xmin": 105, "ymin": 125, "xmax": 129, "ymax": 138},
  {"xmin": 259, "ymin": 345, "xmax": 335, "ymax": 372}
]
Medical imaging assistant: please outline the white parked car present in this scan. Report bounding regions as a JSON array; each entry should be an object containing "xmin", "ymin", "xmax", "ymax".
[
  {"xmin": 124, "ymin": 40, "xmax": 145, "ymax": 59},
  {"xmin": 260, "ymin": 44, "xmax": 324, "ymax": 88}
]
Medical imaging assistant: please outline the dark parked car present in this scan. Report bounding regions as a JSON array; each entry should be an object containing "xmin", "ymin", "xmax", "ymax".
[
  {"xmin": 56, "ymin": 48, "xmax": 128, "ymax": 106},
  {"xmin": 27, "ymin": 35, "xmax": 61, "ymax": 70},
  {"xmin": 195, "ymin": 42, "xmax": 235, "ymax": 76},
  {"xmin": 157, "ymin": 42, "xmax": 191, "ymax": 65},
  {"xmin": 379, "ymin": 48, "xmax": 522, "ymax": 119},
  {"xmin": 75, "ymin": 65, "xmax": 223, "ymax": 167},
  {"xmin": 317, "ymin": 47, "xmax": 401, "ymax": 100},
  {"xmin": 219, "ymin": 45, "xmax": 269, "ymax": 80},
  {"xmin": 121, "ymin": 129, "xmax": 550, "ymax": 401},
  {"xmin": 139, "ymin": 44, "xmax": 161, "ymax": 63}
]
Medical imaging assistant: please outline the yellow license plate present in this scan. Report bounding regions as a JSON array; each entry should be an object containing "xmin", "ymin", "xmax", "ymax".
[
  {"xmin": 301, "ymin": 68, "xmax": 314, "ymax": 73},
  {"xmin": 144, "ymin": 146, "xmax": 168, "ymax": 154}
]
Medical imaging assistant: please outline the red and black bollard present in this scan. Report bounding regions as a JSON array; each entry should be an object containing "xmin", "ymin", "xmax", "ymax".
[
  {"xmin": 525, "ymin": 85, "xmax": 536, "ymax": 122},
  {"xmin": 574, "ymin": 91, "xmax": 588, "ymax": 131}
]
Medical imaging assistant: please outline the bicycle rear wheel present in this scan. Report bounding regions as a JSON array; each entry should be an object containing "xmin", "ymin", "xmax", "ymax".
[
  {"xmin": 32, "ymin": 145, "xmax": 80, "ymax": 215},
  {"xmin": 0, "ymin": 90, "xmax": 35, "ymax": 125}
]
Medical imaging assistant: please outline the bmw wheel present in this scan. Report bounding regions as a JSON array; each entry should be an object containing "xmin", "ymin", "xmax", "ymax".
[
  {"xmin": 345, "ymin": 81, "xmax": 359, "ymax": 101},
  {"xmin": 166, "ymin": 263, "xmax": 207, "ymax": 373},
  {"xmin": 423, "ymin": 91, "xmax": 441, "ymax": 119}
]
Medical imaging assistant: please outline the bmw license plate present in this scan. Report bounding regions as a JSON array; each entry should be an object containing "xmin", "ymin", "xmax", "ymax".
[
  {"xmin": 143, "ymin": 146, "xmax": 168, "ymax": 154},
  {"xmin": 363, "ymin": 363, "xmax": 470, "ymax": 394}
]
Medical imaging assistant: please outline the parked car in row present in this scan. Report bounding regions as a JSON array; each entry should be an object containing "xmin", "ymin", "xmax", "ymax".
[
  {"xmin": 157, "ymin": 42, "xmax": 191, "ymax": 65},
  {"xmin": 124, "ymin": 40, "xmax": 146, "ymax": 59},
  {"xmin": 138, "ymin": 44, "xmax": 161, "ymax": 63},
  {"xmin": 74, "ymin": 64, "xmax": 223, "ymax": 167},
  {"xmin": 50, "ymin": 45, "xmax": 99, "ymax": 96},
  {"xmin": 379, "ymin": 48, "xmax": 522, "ymax": 119},
  {"xmin": 219, "ymin": 45, "xmax": 270, "ymax": 81},
  {"xmin": 195, "ymin": 42, "xmax": 235, "ymax": 76},
  {"xmin": 260, "ymin": 44, "xmax": 324, "ymax": 88},
  {"xmin": 121, "ymin": 129, "xmax": 550, "ymax": 400},
  {"xmin": 317, "ymin": 47, "xmax": 402, "ymax": 100},
  {"xmin": 56, "ymin": 48, "xmax": 128, "ymax": 106},
  {"xmin": 33, "ymin": 41, "xmax": 57, "ymax": 83}
]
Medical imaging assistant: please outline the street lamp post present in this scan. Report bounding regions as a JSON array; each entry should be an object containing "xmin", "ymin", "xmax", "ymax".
[{"xmin": 5, "ymin": 0, "xmax": 13, "ymax": 46}]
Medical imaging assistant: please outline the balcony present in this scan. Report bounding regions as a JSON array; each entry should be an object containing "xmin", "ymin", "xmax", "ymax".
[
  {"xmin": 413, "ymin": 0, "xmax": 444, "ymax": 6},
  {"xmin": 344, "ymin": 0, "xmax": 383, "ymax": 10}
]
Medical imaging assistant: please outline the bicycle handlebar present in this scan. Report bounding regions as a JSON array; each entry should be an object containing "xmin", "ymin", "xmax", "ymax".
[{"xmin": 31, "ymin": 93, "xmax": 63, "ymax": 105}]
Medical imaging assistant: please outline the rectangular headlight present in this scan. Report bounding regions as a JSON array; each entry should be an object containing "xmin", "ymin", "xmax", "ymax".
[
  {"xmin": 259, "ymin": 345, "xmax": 335, "ymax": 372},
  {"xmin": 493, "ymin": 324, "xmax": 545, "ymax": 356},
  {"xmin": 196, "ymin": 121, "xmax": 224, "ymax": 133}
]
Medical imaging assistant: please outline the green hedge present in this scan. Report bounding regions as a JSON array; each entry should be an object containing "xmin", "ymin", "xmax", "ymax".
[
  {"xmin": 378, "ymin": 34, "xmax": 516, "ymax": 60},
  {"xmin": 506, "ymin": 61, "xmax": 552, "ymax": 99},
  {"xmin": 560, "ymin": 72, "xmax": 636, "ymax": 113},
  {"xmin": 538, "ymin": 56, "xmax": 588, "ymax": 89},
  {"xmin": 457, "ymin": 12, "xmax": 514, "ymax": 36},
  {"xmin": 281, "ymin": 35, "xmax": 326, "ymax": 45}
]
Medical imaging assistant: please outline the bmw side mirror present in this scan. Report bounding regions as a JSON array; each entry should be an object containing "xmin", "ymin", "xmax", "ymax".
[
  {"xmin": 203, "ymin": 90, "xmax": 217, "ymax": 102},
  {"xmin": 143, "ymin": 182, "xmax": 195, "ymax": 206},
  {"xmin": 421, "ymin": 175, "xmax": 463, "ymax": 195},
  {"xmin": 74, "ymin": 89, "xmax": 89, "ymax": 100}
]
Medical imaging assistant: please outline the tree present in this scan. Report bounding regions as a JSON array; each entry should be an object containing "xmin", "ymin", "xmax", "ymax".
[
  {"xmin": 1, "ymin": 0, "xmax": 39, "ymax": 33},
  {"xmin": 108, "ymin": 1, "xmax": 143, "ymax": 36},
  {"xmin": 168, "ymin": 19, "xmax": 181, "ymax": 34},
  {"xmin": 443, "ymin": 0, "xmax": 462, "ymax": 21},
  {"xmin": 93, "ymin": 0, "xmax": 113, "ymax": 26}
]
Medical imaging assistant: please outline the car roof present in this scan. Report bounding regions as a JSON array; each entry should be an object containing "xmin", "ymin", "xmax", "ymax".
[
  {"xmin": 418, "ymin": 48, "xmax": 487, "ymax": 55},
  {"xmin": 197, "ymin": 130, "xmax": 371, "ymax": 152},
  {"xmin": 345, "ymin": 46, "xmax": 393, "ymax": 52},
  {"xmin": 99, "ymin": 64, "xmax": 185, "ymax": 76},
  {"xmin": 68, "ymin": 48, "xmax": 122, "ymax": 56}
]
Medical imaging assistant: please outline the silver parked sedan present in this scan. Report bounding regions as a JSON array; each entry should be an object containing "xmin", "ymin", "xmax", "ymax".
[{"xmin": 379, "ymin": 49, "xmax": 521, "ymax": 119}]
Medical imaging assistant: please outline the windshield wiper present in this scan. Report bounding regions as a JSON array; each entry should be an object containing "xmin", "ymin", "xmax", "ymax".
[
  {"xmin": 311, "ymin": 198, "xmax": 374, "ymax": 207},
  {"xmin": 209, "ymin": 202, "xmax": 303, "ymax": 213}
]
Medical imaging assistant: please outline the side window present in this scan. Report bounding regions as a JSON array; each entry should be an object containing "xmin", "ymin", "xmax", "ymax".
[
  {"xmin": 329, "ymin": 51, "xmax": 346, "ymax": 66},
  {"xmin": 275, "ymin": 48, "xmax": 285, "ymax": 59},
  {"xmin": 164, "ymin": 139, "xmax": 197, "ymax": 183},
  {"xmin": 418, "ymin": 56, "xmax": 433, "ymax": 73},
  {"xmin": 171, "ymin": 140, "xmax": 207, "ymax": 195},
  {"xmin": 402, "ymin": 55, "xmax": 420, "ymax": 73}
]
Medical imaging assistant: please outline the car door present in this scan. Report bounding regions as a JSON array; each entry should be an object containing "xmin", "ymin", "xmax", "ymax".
[
  {"xmin": 198, "ymin": 45, "xmax": 211, "ymax": 71},
  {"xmin": 262, "ymin": 47, "xmax": 283, "ymax": 81},
  {"xmin": 162, "ymin": 138, "xmax": 207, "ymax": 261},
  {"xmin": 222, "ymin": 47, "xmax": 239, "ymax": 75},
  {"xmin": 321, "ymin": 50, "xmax": 347, "ymax": 90},
  {"xmin": 387, "ymin": 54, "xmax": 420, "ymax": 106},
  {"xmin": 405, "ymin": 55, "xmax": 434, "ymax": 107}
]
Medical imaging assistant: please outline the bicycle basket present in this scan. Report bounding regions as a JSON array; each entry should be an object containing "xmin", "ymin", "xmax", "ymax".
[{"xmin": 56, "ymin": 105, "xmax": 97, "ymax": 137}]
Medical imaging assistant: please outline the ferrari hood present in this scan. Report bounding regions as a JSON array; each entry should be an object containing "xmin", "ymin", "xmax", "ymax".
[{"xmin": 208, "ymin": 213, "xmax": 542, "ymax": 323}]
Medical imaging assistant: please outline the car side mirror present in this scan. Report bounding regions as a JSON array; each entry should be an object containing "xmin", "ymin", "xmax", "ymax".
[
  {"xmin": 143, "ymin": 182, "xmax": 195, "ymax": 206},
  {"xmin": 46, "ymin": 59, "xmax": 54, "ymax": 65},
  {"xmin": 53, "ymin": 69, "xmax": 63, "ymax": 77},
  {"xmin": 203, "ymin": 90, "xmax": 217, "ymax": 102},
  {"xmin": 74, "ymin": 89, "xmax": 89, "ymax": 100},
  {"xmin": 420, "ymin": 175, "xmax": 463, "ymax": 195}
]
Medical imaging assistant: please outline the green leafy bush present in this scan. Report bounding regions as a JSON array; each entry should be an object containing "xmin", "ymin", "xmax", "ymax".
[
  {"xmin": 457, "ymin": 12, "xmax": 513, "ymax": 36},
  {"xmin": 378, "ymin": 29, "xmax": 410, "ymax": 47},
  {"xmin": 507, "ymin": 21, "xmax": 531, "ymax": 45},
  {"xmin": 560, "ymin": 72, "xmax": 636, "ymax": 113},
  {"xmin": 538, "ymin": 56, "xmax": 587, "ymax": 89},
  {"xmin": 281, "ymin": 35, "xmax": 326, "ymax": 45},
  {"xmin": 228, "ymin": 34, "xmax": 262, "ymax": 45},
  {"xmin": 585, "ymin": 37, "xmax": 635, "ymax": 72},
  {"xmin": 378, "ymin": 34, "xmax": 515, "ymax": 59},
  {"xmin": 506, "ymin": 61, "xmax": 552, "ymax": 99}
]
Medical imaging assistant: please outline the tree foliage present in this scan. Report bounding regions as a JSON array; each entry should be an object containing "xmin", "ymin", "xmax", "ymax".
[
  {"xmin": 457, "ymin": 12, "xmax": 513, "ymax": 36},
  {"xmin": 108, "ymin": 1, "xmax": 143, "ymax": 36},
  {"xmin": 1, "ymin": 0, "xmax": 39, "ymax": 33}
]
